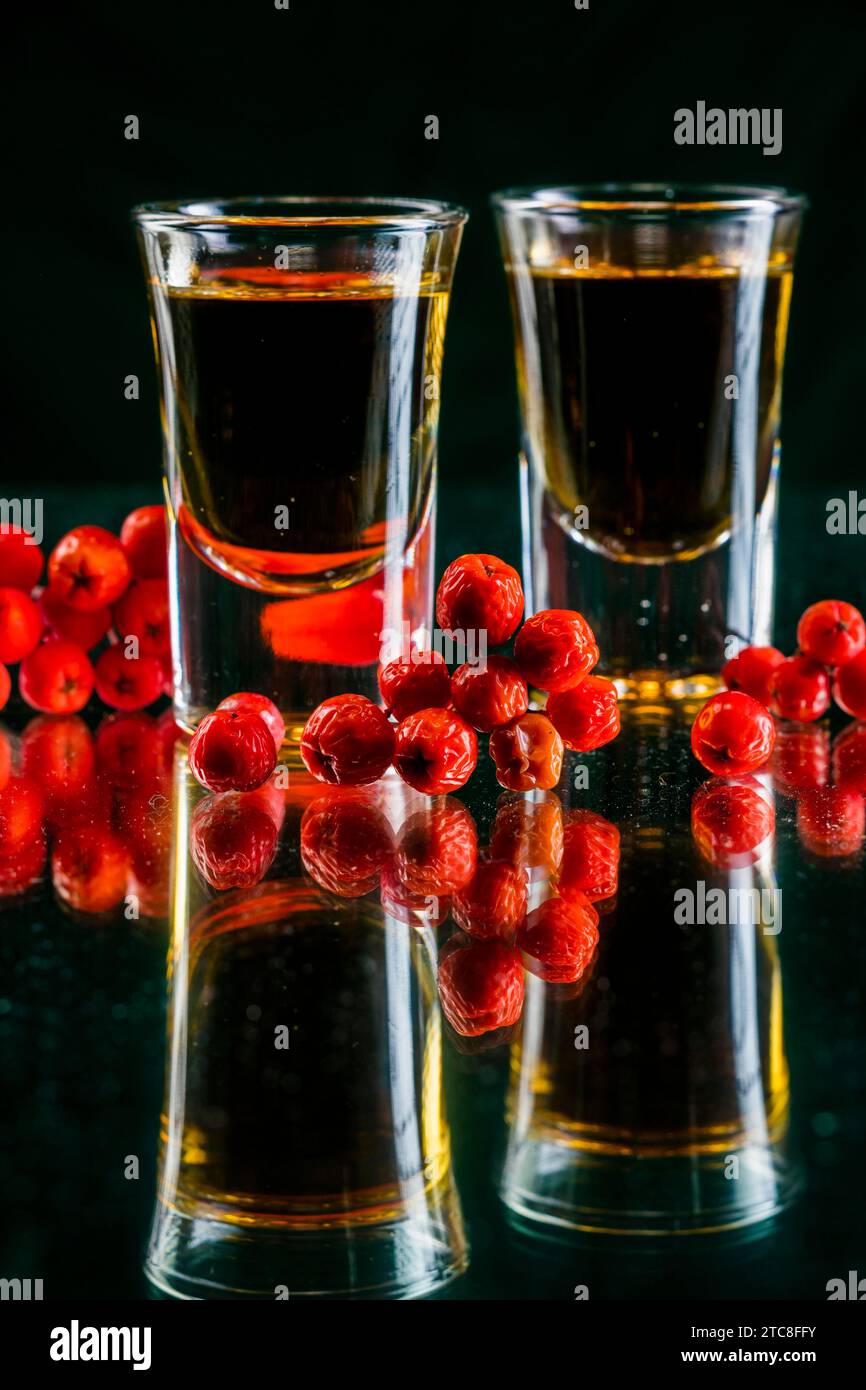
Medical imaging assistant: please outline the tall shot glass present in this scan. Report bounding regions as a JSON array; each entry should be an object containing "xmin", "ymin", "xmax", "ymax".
[
  {"xmin": 493, "ymin": 184, "xmax": 806, "ymax": 701},
  {"xmin": 134, "ymin": 197, "xmax": 467, "ymax": 741}
]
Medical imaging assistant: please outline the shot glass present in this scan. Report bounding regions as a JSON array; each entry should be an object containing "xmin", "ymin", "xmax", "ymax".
[
  {"xmin": 500, "ymin": 708, "xmax": 799, "ymax": 1237},
  {"xmin": 493, "ymin": 184, "xmax": 806, "ymax": 701},
  {"xmin": 134, "ymin": 197, "xmax": 467, "ymax": 740},
  {"xmin": 145, "ymin": 751, "xmax": 468, "ymax": 1299}
]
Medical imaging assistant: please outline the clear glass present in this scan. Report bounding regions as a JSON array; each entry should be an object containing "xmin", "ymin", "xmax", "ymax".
[
  {"xmin": 493, "ymin": 184, "xmax": 806, "ymax": 701},
  {"xmin": 145, "ymin": 750, "xmax": 468, "ymax": 1299},
  {"xmin": 134, "ymin": 196, "xmax": 467, "ymax": 740},
  {"xmin": 500, "ymin": 705, "xmax": 800, "ymax": 1237}
]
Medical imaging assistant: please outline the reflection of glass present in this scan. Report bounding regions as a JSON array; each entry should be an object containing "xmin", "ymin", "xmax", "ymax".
[
  {"xmin": 501, "ymin": 714, "xmax": 799, "ymax": 1237},
  {"xmin": 146, "ymin": 753, "xmax": 467, "ymax": 1298},
  {"xmin": 493, "ymin": 184, "xmax": 806, "ymax": 701},
  {"xmin": 134, "ymin": 197, "xmax": 466, "ymax": 740}
]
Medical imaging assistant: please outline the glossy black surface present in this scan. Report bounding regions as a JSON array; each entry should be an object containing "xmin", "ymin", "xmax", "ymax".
[{"xmin": 1, "ymin": 481, "xmax": 864, "ymax": 1300}]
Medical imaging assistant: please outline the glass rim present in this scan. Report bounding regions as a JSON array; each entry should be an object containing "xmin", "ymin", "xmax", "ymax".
[
  {"xmin": 133, "ymin": 194, "xmax": 469, "ymax": 232},
  {"xmin": 491, "ymin": 182, "xmax": 808, "ymax": 216}
]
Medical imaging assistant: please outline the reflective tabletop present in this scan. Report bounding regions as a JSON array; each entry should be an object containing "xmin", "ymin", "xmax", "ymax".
[{"xmin": 1, "ymin": 482, "xmax": 864, "ymax": 1300}]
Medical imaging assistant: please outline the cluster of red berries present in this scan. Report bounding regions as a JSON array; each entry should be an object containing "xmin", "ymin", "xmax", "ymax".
[
  {"xmin": 299, "ymin": 553, "xmax": 620, "ymax": 794},
  {"xmin": 689, "ymin": 599, "xmax": 866, "ymax": 859},
  {"xmin": 0, "ymin": 707, "xmax": 179, "ymax": 912},
  {"xmin": 0, "ymin": 508, "xmax": 170, "ymax": 717},
  {"xmin": 301, "ymin": 786, "xmax": 620, "ymax": 1036},
  {"xmin": 690, "ymin": 599, "xmax": 866, "ymax": 778}
]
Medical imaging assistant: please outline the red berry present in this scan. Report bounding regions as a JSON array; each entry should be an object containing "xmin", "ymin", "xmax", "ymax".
[
  {"xmin": 120, "ymin": 505, "xmax": 168, "ymax": 580},
  {"xmin": 452, "ymin": 856, "xmax": 528, "ymax": 941},
  {"xmin": 0, "ymin": 774, "xmax": 44, "ymax": 854},
  {"xmin": 489, "ymin": 711, "xmax": 563, "ymax": 792},
  {"xmin": 0, "ymin": 729, "xmax": 9, "ymax": 791},
  {"xmin": 832, "ymin": 722, "xmax": 866, "ymax": 796},
  {"xmin": 300, "ymin": 793, "xmax": 393, "ymax": 898},
  {"xmin": 0, "ymin": 662, "xmax": 9, "ymax": 712},
  {"xmin": 394, "ymin": 707, "xmax": 477, "ymax": 794},
  {"xmin": 0, "ymin": 835, "xmax": 47, "ymax": 897},
  {"xmin": 558, "ymin": 809, "xmax": 620, "ymax": 902},
  {"xmin": 112, "ymin": 579, "xmax": 171, "ymax": 657},
  {"xmin": 21, "ymin": 715, "xmax": 97, "ymax": 823},
  {"xmin": 833, "ymin": 649, "xmax": 866, "ymax": 718},
  {"xmin": 395, "ymin": 799, "xmax": 477, "ymax": 897},
  {"xmin": 490, "ymin": 793, "xmax": 564, "ymax": 877},
  {"xmin": 0, "ymin": 587, "xmax": 44, "ymax": 664},
  {"xmin": 514, "ymin": 609, "xmax": 599, "ymax": 694},
  {"xmin": 438, "ymin": 935, "xmax": 525, "ymax": 1037},
  {"xmin": 690, "ymin": 690, "xmax": 776, "ymax": 775},
  {"xmin": 547, "ymin": 675, "xmax": 620, "ymax": 752},
  {"xmin": 95, "ymin": 712, "xmax": 162, "ymax": 788},
  {"xmin": 0, "ymin": 525, "xmax": 44, "ymax": 591},
  {"xmin": 722, "ymin": 645, "xmax": 785, "ymax": 705},
  {"xmin": 52, "ymin": 825, "xmax": 128, "ymax": 913},
  {"xmin": 378, "ymin": 648, "xmax": 451, "ymax": 721},
  {"xmin": 691, "ymin": 777, "xmax": 775, "ymax": 868},
  {"xmin": 379, "ymin": 861, "xmax": 451, "ymax": 927},
  {"xmin": 517, "ymin": 896, "xmax": 599, "ymax": 985},
  {"xmin": 300, "ymin": 693, "xmax": 394, "ymax": 786},
  {"xmin": 190, "ymin": 792, "xmax": 278, "ymax": 890},
  {"xmin": 38, "ymin": 585, "xmax": 112, "ymax": 650},
  {"xmin": 797, "ymin": 600, "xmax": 866, "ymax": 668},
  {"xmin": 19, "ymin": 639, "xmax": 95, "ymax": 714},
  {"xmin": 769, "ymin": 655, "xmax": 830, "ymax": 723},
  {"xmin": 435, "ymin": 553, "xmax": 524, "ymax": 648},
  {"xmin": 770, "ymin": 724, "xmax": 829, "ymax": 797},
  {"xmin": 48, "ymin": 525, "xmax": 132, "ymax": 612},
  {"xmin": 217, "ymin": 692, "xmax": 285, "ymax": 752},
  {"xmin": 450, "ymin": 655, "xmax": 527, "ymax": 732},
  {"xmin": 797, "ymin": 787, "xmax": 865, "ymax": 859},
  {"xmin": 93, "ymin": 643, "xmax": 164, "ymax": 711},
  {"xmin": 189, "ymin": 709, "xmax": 277, "ymax": 793}
]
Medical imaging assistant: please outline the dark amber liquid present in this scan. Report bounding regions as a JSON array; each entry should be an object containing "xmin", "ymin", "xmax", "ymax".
[
  {"xmin": 511, "ymin": 265, "xmax": 792, "ymax": 560},
  {"xmin": 169, "ymin": 885, "xmax": 448, "ymax": 1226},
  {"xmin": 162, "ymin": 271, "xmax": 446, "ymax": 588}
]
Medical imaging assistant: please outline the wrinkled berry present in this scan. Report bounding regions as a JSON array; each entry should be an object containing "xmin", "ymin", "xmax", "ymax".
[
  {"xmin": 797, "ymin": 600, "xmax": 866, "ymax": 668},
  {"xmin": 834, "ymin": 649, "xmax": 866, "ymax": 719},
  {"xmin": 190, "ymin": 709, "xmax": 277, "ymax": 793},
  {"xmin": 378, "ymin": 648, "xmax": 451, "ymax": 721},
  {"xmin": 438, "ymin": 935, "xmax": 525, "ymax": 1037},
  {"xmin": 514, "ymin": 609, "xmax": 599, "ymax": 694},
  {"xmin": 301, "ymin": 792, "xmax": 393, "ymax": 898},
  {"xmin": 435, "ymin": 553, "xmax": 524, "ymax": 648},
  {"xmin": 489, "ymin": 711, "xmax": 563, "ymax": 791},
  {"xmin": 690, "ymin": 690, "xmax": 775, "ymax": 775},
  {"xmin": 558, "ymin": 809, "xmax": 620, "ymax": 902},
  {"xmin": 517, "ymin": 897, "xmax": 599, "ymax": 985},
  {"xmin": 394, "ymin": 707, "xmax": 477, "ymax": 794},
  {"xmin": 394, "ymin": 799, "xmax": 477, "ymax": 897},
  {"xmin": 722, "ymin": 645, "xmax": 785, "ymax": 705},
  {"xmin": 452, "ymin": 857, "xmax": 528, "ymax": 941},
  {"xmin": 691, "ymin": 777, "xmax": 775, "ymax": 868},
  {"xmin": 301, "ymin": 693, "xmax": 394, "ymax": 786},
  {"xmin": 769, "ymin": 655, "xmax": 831, "ymax": 723},
  {"xmin": 547, "ymin": 675, "xmax": 620, "ymax": 752}
]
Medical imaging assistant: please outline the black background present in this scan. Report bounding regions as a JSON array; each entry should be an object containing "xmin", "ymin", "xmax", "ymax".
[{"xmin": 6, "ymin": 0, "xmax": 865, "ymax": 496}]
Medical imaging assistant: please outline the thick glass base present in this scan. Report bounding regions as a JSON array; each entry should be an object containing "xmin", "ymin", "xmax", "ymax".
[
  {"xmin": 146, "ymin": 1183, "xmax": 468, "ymax": 1300},
  {"xmin": 501, "ymin": 1140, "xmax": 801, "ymax": 1239}
]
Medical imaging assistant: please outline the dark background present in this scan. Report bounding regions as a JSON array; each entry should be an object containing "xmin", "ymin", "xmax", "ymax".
[{"xmin": 6, "ymin": 0, "xmax": 865, "ymax": 507}]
